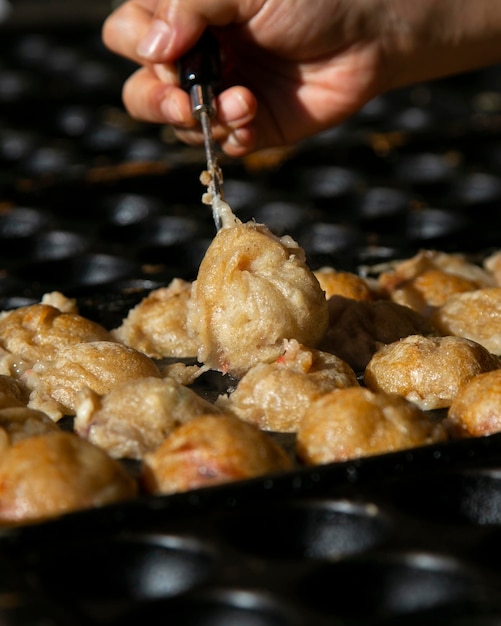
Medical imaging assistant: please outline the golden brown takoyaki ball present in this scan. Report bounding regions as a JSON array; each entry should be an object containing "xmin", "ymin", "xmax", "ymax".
[
  {"xmin": 218, "ymin": 340, "xmax": 358, "ymax": 432},
  {"xmin": 0, "ymin": 432, "xmax": 137, "ymax": 524},
  {"xmin": 0, "ymin": 406, "xmax": 59, "ymax": 453},
  {"xmin": 364, "ymin": 335, "xmax": 501, "ymax": 411},
  {"xmin": 142, "ymin": 414, "xmax": 293, "ymax": 495},
  {"xmin": 111, "ymin": 279, "xmax": 198, "ymax": 359},
  {"xmin": 186, "ymin": 220, "xmax": 328, "ymax": 377},
  {"xmin": 296, "ymin": 387, "xmax": 448, "ymax": 464},
  {"xmin": 24, "ymin": 341, "xmax": 162, "ymax": 421},
  {"xmin": 378, "ymin": 250, "xmax": 494, "ymax": 315},
  {"xmin": 432, "ymin": 288, "xmax": 501, "ymax": 354},
  {"xmin": 319, "ymin": 296, "xmax": 437, "ymax": 373},
  {"xmin": 313, "ymin": 267, "xmax": 375, "ymax": 301},
  {"xmin": 74, "ymin": 376, "xmax": 220, "ymax": 460},
  {"xmin": 447, "ymin": 369, "xmax": 501, "ymax": 437},
  {"xmin": 0, "ymin": 304, "xmax": 112, "ymax": 372}
]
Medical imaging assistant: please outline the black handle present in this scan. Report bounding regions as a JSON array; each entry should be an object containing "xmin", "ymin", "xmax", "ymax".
[{"xmin": 177, "ymin": 30, "xmax": 221, "ymax": 93}]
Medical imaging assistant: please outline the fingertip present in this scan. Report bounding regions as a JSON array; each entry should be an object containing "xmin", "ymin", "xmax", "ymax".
[
  {"xmin": 160, "ymin": 88, "xmax": 197, "ymax": 127},
  {"xmin": 222, "ymin": 126, "xmax": 256, "ymax": 157},
  {"xmin": 218, "ymin": 87, "xmax": 257, "ymax": 126}
]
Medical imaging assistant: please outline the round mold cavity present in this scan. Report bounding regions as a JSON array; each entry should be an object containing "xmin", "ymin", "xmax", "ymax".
[
  {"xmin": 0, "ymin": 128, "xmax": 41, "ymax": 164},
  {"xmin": 392, "ymin": 152, "xmax": 457, "ymax": 190},
  {"xmin": 31, "ymin": 533, "xmax": 217, "ymax": 603},
  {"xmin": 391, "ymin": 468, "xmax": 501, "ymax": 526},
  {"xmin": 31, "ymin": 230, "xmax": 91, "ymax": 261},
  {"xmin": 299, "ymin": 222, "xmax": 364, "ymax": 256},
  {"xmin": 405, "ymin": 208, "xmax": 469, "ymax": 246},
  {"xmin": 0, "ymin": 207, "xmax": 49, "ymax": 240},
  {"xmin": 100, "ymin": 193, "xmax": 165, "ymax": 228},
  {"xmin": 356, "ymin": 186, "xmax": 410, "ymax": 223},
  {"xmin": 243, "ymin": 201, "xmax": 310, "ymax": 236},
  {"xmin": 448, "ymin": 171, "xmax": 501, "ymax": 212},
  {"xmin": 14, "ymin": 253, "xmax": 139, "ymax": 291},
  {"xmin": 138, "ymin": 237, "xmax": 211, "ymax": 277},
  {"xmin": 219, "ymin": 499, "xmax": 391, "ymax": 560},
  {"xmin": 20, "ymin": 143, "xmax": 84, "ymax": 177},
  {"xmin": 134, "ymin": 215, "xmax": 203, "ymax": 247},
  {"xmin": 299, "ymin": 551, "xmax": 490, "ymax": 621},
  {"xmin": 222, "ymin": 178, "xmax": 271, "ymax": 214},
  {"xmin": 298, "ymin": 165, "xmax": 363, "ymax": 209},
  {"xmin": 109, "ymin": 589, "xmax": 301, "ymax": 626}
]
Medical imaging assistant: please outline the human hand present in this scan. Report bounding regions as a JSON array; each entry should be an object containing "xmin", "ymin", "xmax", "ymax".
[{"xmin": 103, "ymin": 0, "xmax": 501, "ymax": 156}]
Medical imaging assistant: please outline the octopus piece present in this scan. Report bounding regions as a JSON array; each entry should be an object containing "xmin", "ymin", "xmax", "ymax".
[
  {"xmin": 296, "ymin": 387, "xmax": 448, "ymax": 464},
  {"xmin": 142, "ymin": 413, "xmax": 293, "ymax": 495},
  {"xmin": 218, "ymin": 339, "xmax": 358, "ymax": 432},
  {"xmin": 432, "ymin": 288, "xmax": 501, "ymax": 354},
  {"xmin": 377, "ymin": 250, "xmax": 494, "ymax": 315},
  {"xmin": 24, "ymin": 341, "xmax": 161, "ymax": 421},
  {"xmin": 364, "ymin": 335, "xmax": 501, "ymax": 411},
  {"xmin": 0, "ymin": 431, "xmax": 137, "ymax": 524},
  {"xmin": 0, "ymin": 406, "xmax": 59, "ymax": 453},
  {"xmin": 446, "ymin": 369, "xmax": 501, "ymax": 437},
  {"xmin": 111, "ymin": 279, "xmax": 198, "ymax": 359},
  {"xmin": 319, "ymin": 296, "xmax": 437, "ymax": 373},
  {"xmin": 313, "ymin": 267, "xmax": 375, "ymax": 301},
  {"xmin": 74, "ymin": 376, "xmax": 220, "ymax": 460},
  {"xmin": 186, "ymin": 220, "xmax": 328, "ymax": 378},
  {"xmin": 0, "ymin": 303, "xmax": 112, "ymax": 376}
]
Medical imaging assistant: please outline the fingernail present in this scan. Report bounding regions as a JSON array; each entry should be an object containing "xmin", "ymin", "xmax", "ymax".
[
  {"xmin": 137, "ymin": 19, "xmax": 171, "ymax": 59},
  {"xmin": 227, "ymin": 127, "xmax": 249, "ymax": 147}
]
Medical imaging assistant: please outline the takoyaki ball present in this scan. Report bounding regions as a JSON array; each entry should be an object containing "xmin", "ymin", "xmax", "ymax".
[
  {"xmin": 24, "ymin": 341, "xmax": 161, "ymax": 421},
  {"xmin": 142, "ymin": 414, "xmax": 293, "ymax": 495},
  {"xmin": 0, "ymin": 432, "xmax": 137, "ymax": 524},
  {"xmin": 186, "ymin": 220, "xmax": 329, "ymax": 378},
  {"xmin": 0, "ymin": 375, "xmax": 29, "ymax": 408},
  {"xmin": 319, "ymin": 296, "xmax": 437, "ymax": 373},
  {"xmin": 0, "ymin": 303, "xmax": 112, "ymax": 376},
  {"xmin": 313, "ymin": 267, "xmax": 375, "ymax": 301},
  {"xmin": 0, "ymin": 406, "xmax": 59, "ymax": 452},
  {"xmin": 74, "ymin": 376, "xmax": 220, "ymax": 460},
  {"xmin": 40, "ymin": 291, "xmax": 79, "ymax": 314},
  {"xmin": 218, "ymin": 339, "xmax": 358, "ymax": 432},
  {"xmin": 296, "ymin": 387, "xmax": 448, "ymax": 464},
  {"xmin": 483, "ymin": 250, "xmax": 501, "ymax": 286},
  {"xmin": 432, "ymin": 288, "xmax": 501, "ymax": 354},
  {"xmin": 364, "ymin": 335, "xmax": 501, "ymax": 411},
  {"xmin": 111, "ymin": 279, "xmax": 198, "ymax": 359},
  {"xmin": 378, "ymin": 250, "xmax": 494, "ymax": 315},
  {"xmin": 447, "ymin": 369, "xmax": 501, "ymax": 437}
]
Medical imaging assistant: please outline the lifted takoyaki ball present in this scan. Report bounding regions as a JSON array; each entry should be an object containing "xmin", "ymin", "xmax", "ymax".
[
  {"xmin": 319, "ymin": 296, "xmax": 437, "ymax": 373},
  {"xmin": 313, "ymin": 267, "xmax": 376, "ymax": 301},
  {"xmin": 74, "ymin": 376, "xmax": 220, "ymax": 460},
  {"xmin": 0, "ymin": 406, "xmax": 59, "ymax": 453},
  {"xmin": 432, "ymin": 288, "xmax": 501, "ymax": 354},
  {"xmin": 186, "ymin": 221, "xmax": 328, "ymax": 378},
  {"xmin": 0, "ymin": 303, "xmax": 112, "ymax": 376},
  {"xmin": 218, "ymin": 339, "xmax": 358, "ymax": 432},
  {"xmin": 142, "ymin": 413, "xmax": 293, "ymax": 495},
  {"xmin": 447, "ymin": 369, "xmax": 501, "ymax": 437},
  {"xmin": 111, "ymin": 279, "xmax": 198, "ymax": 359},
  {"xmin": 0, "ymin": 431, "xmax": 137, "ymax": 524},
  {"xmin": 378, "ymin": 250, "xmax": 494, "ymax": 315},
  {"xmin": 297, "ymin": 387, "xmax": 448, "ymax": 464},
  {"xmin": 364, "ymin": 335, "xmax": 501, "ymax": 411},
  {"xmin": 24, "ymin": 341, "xmax": 162, "ymax": 422}
]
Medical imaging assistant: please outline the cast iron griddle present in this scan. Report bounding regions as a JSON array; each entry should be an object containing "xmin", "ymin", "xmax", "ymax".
[{"xmin": 2, "ymin": 19, "xmax": 501, "ymax": 626}]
